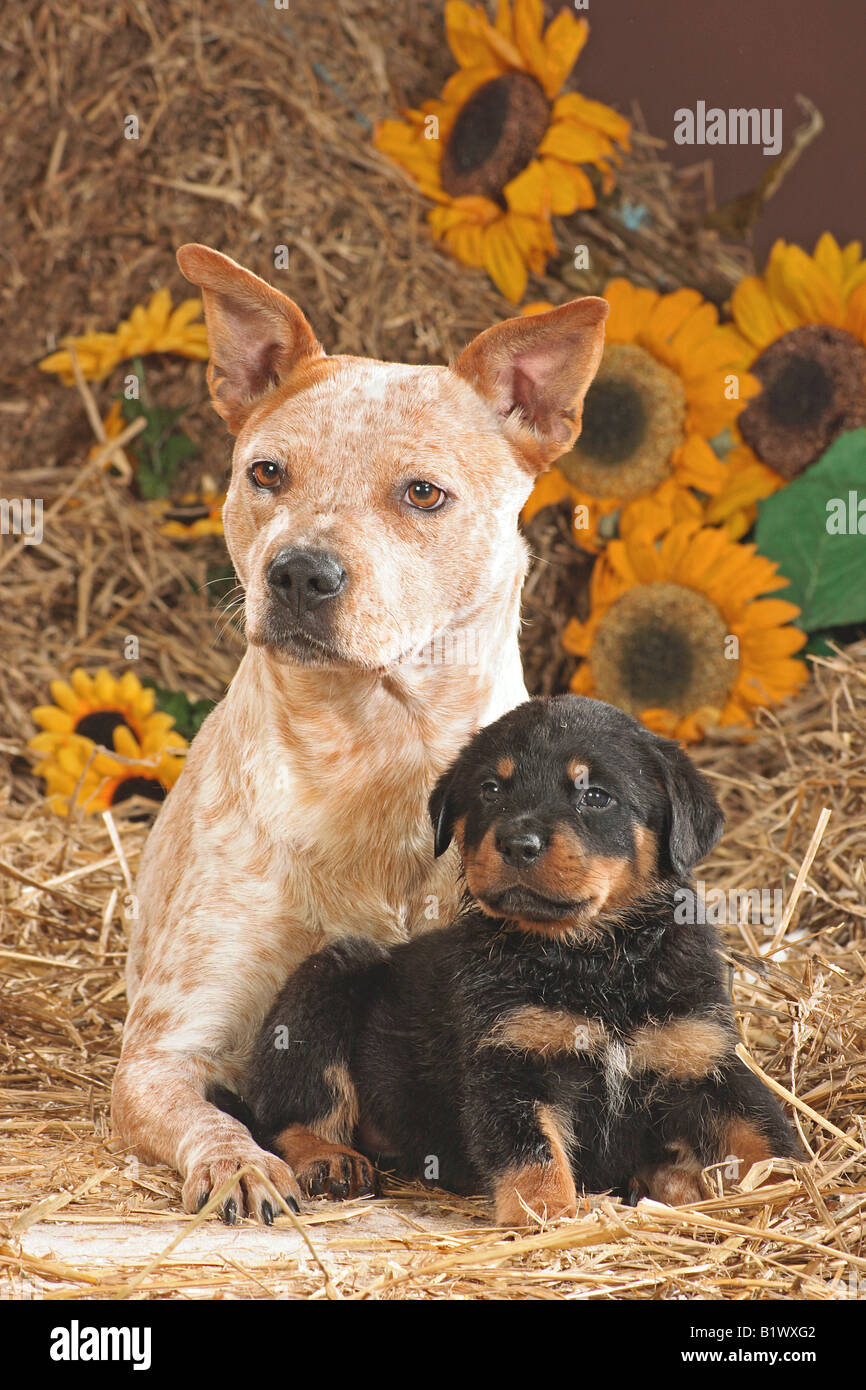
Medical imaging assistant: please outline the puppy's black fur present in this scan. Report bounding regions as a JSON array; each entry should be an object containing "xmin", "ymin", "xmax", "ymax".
[{"xmin": 246, "ymin": 695, "xmax": 801, "ymax": 1220}]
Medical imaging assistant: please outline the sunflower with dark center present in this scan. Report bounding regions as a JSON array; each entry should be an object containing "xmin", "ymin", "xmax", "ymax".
[
  {"xmin": 153, "ymin": 482, "xmax": 226, "ymax": 539},
  {"xmin": 374, "ymin": 0, "xmax": 629, "ymax": 301},
  {"xmin": 563, "ymin": 522, "xmax": 808, "ymax": 742},
  {"xmin": 709, "ymin": 234, "xmax": 866, "ymax": 532},
  {"xmin": 30, "ymin": 668, "xmax": 187, "ymax": 815},
  {"xmin": 522, "ymin": 282, "xmax": 758, "ymax": 550}
]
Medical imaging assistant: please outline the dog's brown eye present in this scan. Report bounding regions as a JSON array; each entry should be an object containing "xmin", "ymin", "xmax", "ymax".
[
  {"xmin": 250, "ymin": 460, "xmax": 281, "ymax": 490},
  {"xmin": 405, "ymin": 481, "xmax": 446, "ymax": 511},
  {"xmin": 583, "ymin": 788, "xmax": 612, "ymax": 809},
  {"xmin": 481, "ymin": 779, "xmax": 500, "ymax": 802}
]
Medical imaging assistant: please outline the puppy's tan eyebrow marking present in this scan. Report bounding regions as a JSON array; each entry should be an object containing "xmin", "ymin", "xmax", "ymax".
[
  {"xmin": 496, "ymin": 756, "xmax": 515, "ymax": 779},
  {"xmin": 568, "ymin": 758, "xmax": 589, "ymax": 786}
]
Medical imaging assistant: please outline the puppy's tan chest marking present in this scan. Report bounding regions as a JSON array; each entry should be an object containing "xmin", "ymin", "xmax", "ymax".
[
  {"xmin": 481, "ymin": 1006, "xmax": 733, "ymax": 1081},
  {"xmin": 482, "ymin": 1007, "xmax": 607, "ymax": 1058},
  {"xmin": 629, "ymin": 1015, "xmax": 733, "ymax": 1081}
]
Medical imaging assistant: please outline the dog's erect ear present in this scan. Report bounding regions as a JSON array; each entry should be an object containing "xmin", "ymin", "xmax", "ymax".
[
  {"xmin": 176, "ymin": 244, "xmax": 323, "ymax": 434},
  {"xmin": 451, "ymin": 298, "xmax": 608, "ymax": 473},
  {"xmin": 428, "ymin": 767, "xmax": 459, "ymax": 859},
  {"xmin": 652, "ymin": 737, "xmax": 724, "ymax": 878}
]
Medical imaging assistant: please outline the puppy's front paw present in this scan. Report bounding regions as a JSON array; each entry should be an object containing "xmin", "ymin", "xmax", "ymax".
[
  {"xmin": 271, "ymin": 1125, "xmax": 376, "ymax": 1200},
  {"xmin": 634, "ymin": 1161, "xmax": 702, "ymax": 1207},
  {"xmin": 183, "ymin": 1147, "xmax": 302, "ymax": 1224},
  {"xmin": 494, "ymin": 1161, "xmax": 578, "ymax": 1227},
  {"xmin": 296, "ymin": 1148, "xmax": 376, "ymax": 1201}
]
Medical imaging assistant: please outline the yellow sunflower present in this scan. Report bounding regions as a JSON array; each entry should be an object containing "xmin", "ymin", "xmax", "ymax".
[
  {"xmin": 727, "ymin": 233, "xmax": 866, "ymax": 487},
  {"xmin": 152, "ymin": 481, "xmax": 226, "ymax": 539},
  {"xmin": 374, "ymin": 0, "xmax": 629, "ymax": 301},
  {"xmin": 522, "ymin": 283, "xmax": 757, "ymax": 549},
  {"xmin": 39, "ymin": 288, "xmax": 208, "ymax": 385},
  {"xmin": 29, "ymin": 668, "xmax": 187, "ymax": 815},
  {"xmin": 701, "ymin": 443, "xmax": 785, "ymax": 540},
  {"xmin": 563, "ymin": 522, "xmax": 809, "ymax": 741}
]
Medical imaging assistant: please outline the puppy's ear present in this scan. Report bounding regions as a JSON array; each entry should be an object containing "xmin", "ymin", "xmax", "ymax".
[
  {"xmin": 428, "ymin": 767, "xmax": 459, "ymax": 859},
  {"xmin": 176, "ymin": 244, "xmax": 323, "ymax": 434},
  {"xmin": 652, "ymin": 737, "xmax": 724, "ymax": 877},
  {"xmin": 451, "ymin": 298, "xmax": 608, "ymax": 473}
]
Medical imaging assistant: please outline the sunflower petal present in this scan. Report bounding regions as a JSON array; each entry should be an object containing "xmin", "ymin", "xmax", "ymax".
[
  {"xmin": 540, "ymin": 11, "xmax": 589, "ymax": 98},
  {"xmin": 551, "ymin": 92, "xmax": 630, "ymax": 145},
  {"xmin": 538, "ymin": 120, "xmax": 611, "ymax": 164},
  {"xmin": 503, "ymin": 158, "xmax": 549, "ymax": 215},
  {"xmin": 511, "ymin": 0, "xmax": 551, "ymax": 91},
  {"xmin": 603, "ymin": 278, "xmax": 658, "ymax": 343},
  {"xmin": 645, "ymin": 289, "xmax": 705, "ymax": 346},
  {"xmin": 773, "ymin": 243, "xmax": 844, "ymax": 326},
  {"xmin": 49, "ymin": 680, "xmax": 81, "ymax": 715},
  {"xmin": 446, "ymin": 222, "xmax": 487, "ymax": 268},
  {"xmin": 482, "ymin": 219, "xmax": 529, "ymax": 302},
  {"xmin": 539, "ymin": 157, "xmax": 595, "ymax": 214},
  {"xmin": 440, "ymin": 64, "xmax": 501, "ymax": 109},
  {"xmin": 844, "ymin": 282, "xmax": 866, "ymax": 345},
  {"xmin": 32, "ymin": 706, "xmax": 74, "ymax": 733},
  {"xmin": 730, "ymin": 276, "xmax": 785, "ymax": 352},
  {"xmin": 445, "ymin": 0, "xmax": 520, "ymax": 70},
  {"xmin": 813, "ymin": 231, "xmax": 844, "ymax": 290},
  {"xmin": 674, "ymin": 433, "xmax": 727, "ymax": 494}
]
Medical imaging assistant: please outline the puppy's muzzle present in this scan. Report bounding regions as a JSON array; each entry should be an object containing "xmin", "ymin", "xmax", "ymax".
[
  {"xmin": 267, "ymin": 547, "xmax": 348, "ymax": 620},
  {"xmin": 495, "ymin": 822, "xmax": 546, "ymax": 868}
]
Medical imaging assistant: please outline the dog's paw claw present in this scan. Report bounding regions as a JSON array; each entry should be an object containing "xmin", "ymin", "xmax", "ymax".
[
  {"xmin": 183, "ymin": 1148, "xmax": 302, "ymax": 1223},
  {"xmin": 294, "ymin": 1146, "xmax": 376, "ymax": 1202}
]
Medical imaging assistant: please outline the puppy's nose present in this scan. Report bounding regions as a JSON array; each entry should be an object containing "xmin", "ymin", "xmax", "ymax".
[
  {"xmin": 267, "ymin": 547, "xmax": 347, "ymax": 617},
  {"xmin": 496, "ymin": 827, "xmax": 544, "ymax": 868}
]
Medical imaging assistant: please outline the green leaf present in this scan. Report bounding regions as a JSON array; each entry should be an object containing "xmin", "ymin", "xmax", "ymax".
[
  {"xmin": 803, "ymin": 630, "xmax": 836, "ymax": 658},
  {"xmin": 144, "ymin": 682, "xmax": 216, "ymax": 741},
  {"xmin": 121, "ymin": 382, "xmax": 198, "ymax": 498},
  {"xmin": 754, "ymin": 429, "xmax": 866, "ymax": 632},
  {"xmin": 159, "ymin": 433, "xmax": 199, "ymax": 469}
]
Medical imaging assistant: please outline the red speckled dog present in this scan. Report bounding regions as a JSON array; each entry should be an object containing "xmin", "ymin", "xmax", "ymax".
[{"xmin": 111, "ymin": 244, "xmax": 607, "ymax": 1221}]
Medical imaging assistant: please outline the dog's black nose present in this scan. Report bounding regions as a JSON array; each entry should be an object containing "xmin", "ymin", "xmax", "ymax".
[
  {"xmin": 496, "ymin": 827, "xmax": 544, "ymax": 867},
  {"xmin": 267, "ymin": 548, "xmax": 347, "ymax": 616}
]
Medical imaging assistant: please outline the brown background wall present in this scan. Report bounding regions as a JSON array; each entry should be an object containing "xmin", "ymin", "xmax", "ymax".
[{"xmin": 573, "ymin": 0, "xmax": 865, "ymax": 257}]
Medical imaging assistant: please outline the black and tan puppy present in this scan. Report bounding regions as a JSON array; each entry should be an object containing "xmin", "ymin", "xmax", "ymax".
[{"xmin": 246, "ymin": 695, "xmax": 801, "ymax": 1225}]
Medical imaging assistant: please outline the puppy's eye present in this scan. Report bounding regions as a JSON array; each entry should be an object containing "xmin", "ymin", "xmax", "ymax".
[
  {"xmin": 404, "ymin": 481, "xmax": 446, "ymax": 511},
  {"xmin": 480, "ymin": 779, "xmax": 500, "ymax": 802},
  {"xmin": 250, "ymin": 460, "xmax": 282, "ymax": 490},
  {"xmin": 583, "ymin": 787, "xmax": 613, "ymax": 809}
]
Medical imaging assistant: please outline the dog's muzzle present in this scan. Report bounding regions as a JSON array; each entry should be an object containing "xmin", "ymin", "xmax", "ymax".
[{"xmin": 266, "ymin": 547, "xmax": 348, "ymax": 620}]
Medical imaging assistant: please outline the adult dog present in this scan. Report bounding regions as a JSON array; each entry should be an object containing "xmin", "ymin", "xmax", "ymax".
[{"xmin": 111, "ymin": 244, "xmax": 607, "ymax": 1220}]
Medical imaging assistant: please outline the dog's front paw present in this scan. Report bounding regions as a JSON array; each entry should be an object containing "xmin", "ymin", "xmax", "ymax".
[
  {"xmin": 493, "ymin": 1161, "xmax": 578, "ymax": 1227},
  {"xmin": 183, "ymin": 1147, "xmax": 302, "ymax": 1224},
  {"xmin": 633, "ymin": 1161, "xmax": 702, "ymax": 1207},
  {"xmin": 296, "ymin": 1147, "xmax": 376, "ymax": 1201},
  {"xmin": 271, "ymin": 1125, "xmax": 376, "ymax": 1201}
]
